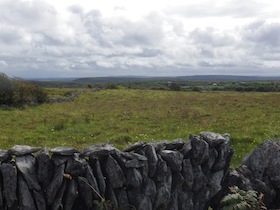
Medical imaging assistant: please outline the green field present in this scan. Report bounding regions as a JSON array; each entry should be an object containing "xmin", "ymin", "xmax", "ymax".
[{"xmin": 1, "ymin": 89, "xmax": 279, "ymax": 166}]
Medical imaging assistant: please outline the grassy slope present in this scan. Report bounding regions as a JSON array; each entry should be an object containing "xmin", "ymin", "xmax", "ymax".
[{"xmin": 1, "ymin": 89, "xmax": 279, "ymax": 166}]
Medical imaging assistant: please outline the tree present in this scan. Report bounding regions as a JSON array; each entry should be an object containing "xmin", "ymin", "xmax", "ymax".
[
  {"xmin": 169, "ymin": 83, "xmax": 181, "ymax": 91},
  {"xmin": 192, "ymin": 86, "xmax": 201, "ymax": 92}
]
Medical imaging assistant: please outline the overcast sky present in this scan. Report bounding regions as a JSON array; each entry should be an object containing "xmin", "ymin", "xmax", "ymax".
[{"xmin": 1, "ymin": 0, "xmax": 280, "ymax": 78}]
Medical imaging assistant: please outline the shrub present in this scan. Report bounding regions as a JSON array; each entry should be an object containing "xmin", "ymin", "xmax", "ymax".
[
  {"xmin": 14, "ymin": 79, "xmax": 48, "ymax": 105},
  {"xmin": 192, "ymin": 86, "xmax": 201, "ymax": 92},
  {"xmin": 220, "ymin": 186, "xmax": 267, "ymax": 210},
  {"xmin": 0, "ymin": 73, "xmax": 14, "ymax": 105},
  {"xmin": 105, "ymin": 83, "xmax": 119, "ymax": 89},
  {"xmin": 169, "ymin": 83, "xmax": 181, "ymax": 91},
  {"xmin": 0, "ymin": 73, "xmax": 48, "ymax": 106}
]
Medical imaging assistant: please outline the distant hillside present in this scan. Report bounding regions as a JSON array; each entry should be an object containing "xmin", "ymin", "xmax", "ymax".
[
  {"xmin": 74, "ymin": 75, "xmax": 280, "ymax": 83},
  {"xmin": 73, "ymin": 76, "xmax": 152, "ymax": 84},
  {"xmin": 28, "ymin": 75, "xmax": 280, "ymax": 88},
  {"xmin": 174, "ymin": 75, "xmax": 280, "ymax": 81}
]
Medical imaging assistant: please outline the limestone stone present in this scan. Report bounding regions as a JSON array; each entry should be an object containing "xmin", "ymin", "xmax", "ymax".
[
  {"xmin": 63, "ymin": 180, "xmax": 78, "ymax": 210},
  {"xmin": 190, "ymin": 135, "xmax": 209, "ymax": 165},
  {"xmin": 181, "ymin": 159, "xmax": 193, "ymax": 190},
  {"xmin": 154, "ymin": 166, "xmax": 172, "ymax": 209},
  {"xmin": 212, "ymin": 142, "xmax": 232, "ymax": 171},
  {"xmin": 105, "ymin": 183, "xmax": 119, "ymax": 210},
  {"xmin": 36, "ymin": 147, "xmax": 53, "ymax": 191},
  {"xmin": 127, "ymin": 188, "xmax": 152, "ymax": 210},
  {"xmin": 77, "ymin": 176, "xmax": 94, "ymax": 209},
  {"xmin": 0, "ymin": 150, "xmax": 9, "ymax": 162},
  {"xmin": 81, "ymin": 144, "xmax": 120, "ymax": 157},
  {"xmin": 181, "ymin": 140, "xmax": 192, "ymax": 157},
  {"xmin": 115, "ymin": 188, "xmax": 129, "ymax": 210},
  {"xmin": 123, "ymin": 142, "xmax": 146, "ymax": 152},
  {"xmin": 85, "ymin": 165, "xmax": 100, "ymax": 200},
  {"xmin": 192, "ymin": 165, "xmax": 207, "ymax": 192},
  {"xmin": 142, "ymin": 177, "xmax": 157, "ymax": 204},
  {"xmin": 159, "ymin": 150, "xmax": 183, "ymax": 172},
  {"xmin": 165, "ymin": 138, "xmax": 185, "ymax": 150},
  {"xmin": 126, "ymin": 168, "xmax": 142, "ymax": 188},
  {"xmin": 50, "ymin": 146, "xmax": 78, "ymax": 156},
  {"xmin": 16, "ymin": 154, "xmax": 41, "ymax": 190},
  {"xmin": 52, "ymin": 180, "xmax": 67, "ymax": 210},
  {"xmin": 89, "ymin": 158, "xmax": 106, "ymax": 197},
  {"xmin": 200, "ymin": 131, "xmax": 228, "ymax": 146},
  {"xmin": 65, "ymin": 153, "xmax": 87, "ymax": 177},
  {"xmin": 9, "ymin": 145, "xmax": 41, "ymax": 156},
  {"xmin": 143, "ymin": 144, "xmax": 158, "ymax": 178},
  {"xmin": 18, "ymin": 175, "xmax": 36, "ymax": 210},
  {"xmin": 0, "ymin": 162, "xmax": 17, "ymax": 208},
  {"xmin": 105, "ymin": 155, "xmax": 125, "ymax": 189},
  {"xmin": 46, "ymin": 164, "xmax": 65, "ymax": 205},
  {"xmin": 33, "ymin": 190, "xmax": 46, "ymax": 210}
]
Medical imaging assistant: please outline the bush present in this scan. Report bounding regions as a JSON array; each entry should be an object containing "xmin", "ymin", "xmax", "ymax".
[
  {"xmin": 13, "ymin": 80, "xmax": 48, "ymax": 105},
  {"xmin": 0, "ymin": 73, "xmax": 14, "ymax": 105},
  {"xmin": 105, "ymin": 83, "xmax": 119, "ymax": 89},
  {"xmin": 192, "ymin": 86, "xmax": 201, "ymax": 92},
  {"xmin": 220, "ymin": 186, "xmax": 267, "ymax": 210},
  {"xmin": 0, "ymin": 73, "xmax": 48, "ymax": 106},
  {"xmin": 169, "ymin": 83, "xmax": 181, "ymax": 91}
]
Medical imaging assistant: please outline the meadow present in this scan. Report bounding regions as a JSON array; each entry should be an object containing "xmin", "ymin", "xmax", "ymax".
[{"xmin": 0, "ymin": 88, "xmax": 279, "ymax": 166}]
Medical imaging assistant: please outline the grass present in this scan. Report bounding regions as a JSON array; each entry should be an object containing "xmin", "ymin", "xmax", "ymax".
[{"xmin": 0, "ymin": 89, "xmax": 279, "ymax": 166}]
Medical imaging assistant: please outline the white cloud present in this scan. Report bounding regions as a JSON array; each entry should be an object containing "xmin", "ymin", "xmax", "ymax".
[{"xmin": 0, "ymin": 0, "xmax": 280, "ymax": 77}]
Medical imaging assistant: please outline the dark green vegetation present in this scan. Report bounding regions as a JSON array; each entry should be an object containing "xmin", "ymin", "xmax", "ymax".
[
  {"xmin": 220, "ymin": 186, "xmax": 267, "ymax": 210},
  {"xmin": 29, "ymin": 75, "xmax": 280, "ymax": 92},
  {"xmin": 0, "ymin": 73, "xmax": 48, "ymax": 106},
  {"xmin": 0, "ymin": 88, "xmax": 279, "ymax": 166}
]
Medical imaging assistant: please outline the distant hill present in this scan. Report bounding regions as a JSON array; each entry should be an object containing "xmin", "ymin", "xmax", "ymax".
[
  {"xmin": 27, "ymin": 75, "xmax": 280, "ymax": 88},
  {"xmin": 175, "ymin": 75, "xmax": 280, "ymax": 81},
  {"xmin": 73, "ymin": 76, "xmax": 152, "ymax": 84},
  {"xmin": 73, "ymin": 75, "xmax": 280, "ymax": 83}
]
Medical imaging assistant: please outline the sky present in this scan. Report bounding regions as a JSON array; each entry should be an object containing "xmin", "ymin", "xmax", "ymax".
[{"xmin": 1, "ymin": 0, "xmax": 280, "ymax": 78}]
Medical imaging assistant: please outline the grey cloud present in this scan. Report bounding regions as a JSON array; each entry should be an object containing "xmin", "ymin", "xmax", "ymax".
[
  {"xmin": 0, "ymin": 0, "xmax": 57, "ymax": 28},
  {"xmin": 198, "ymin": 49, "xmax": 214, "ymax": 58},
  {"xmin": 0, "ymin": 26, "xmax": 24, "ymax": 44},
  {"xmin": 119, "ymin": 13, "xmax": 164, "ymax": 47},
  {"xmin": 0, "ymin": 0, "xmax": 77, "ymax": 48},
  {"xmin": 136, "ymin": 48, "xmax": 162, "ymax": 57},
  {"xmin": 85, "ymin": 12, "xmax": 164, "ymax": 48},
  {"xmin": 189, "ymin": 27, "xmax": 235, "ymax": 47},
  {"xmin": 243, "ymin": 22, "xmax": 280, "ymax": 47},
  {"xmin": 83, "ymin": 10, "xmax": 109, "ymax": 47},
  {"xmin": 67, "ymin": 5, "xmax": 84, "ymax": 15},
  {"xmin": 0, "ymin": 0, "xmax": 280, "ymax": 77},
  {"xmin": 0, "ymin": 60, "xmax": 8, "ymax": 67}
]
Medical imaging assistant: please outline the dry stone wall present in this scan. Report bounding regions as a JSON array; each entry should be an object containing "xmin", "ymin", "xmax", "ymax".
[
  {"xmin": 0, "ymin": 132, "xmax": 233, "ymax": 210},
  {"xmin": 212, "ymin": 140, "xmax": 280, "ymax": 210}
]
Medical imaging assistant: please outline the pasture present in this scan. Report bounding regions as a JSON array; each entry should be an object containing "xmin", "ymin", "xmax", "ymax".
[{"xmin": 0, "ymin": 88, "xmax": 279, "ymax": 166}]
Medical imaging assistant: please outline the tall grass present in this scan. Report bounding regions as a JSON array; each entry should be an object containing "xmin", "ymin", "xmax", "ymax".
[{"xmin": 1, "ymin": 89, "xmax": 279, "ymax": 166}]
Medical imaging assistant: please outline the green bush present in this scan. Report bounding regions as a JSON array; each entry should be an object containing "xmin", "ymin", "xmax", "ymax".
[
  {"xmin": 14, "ymin": 80, "xmax": 48, "ymax": 105},
  {"xmin": 105, "ymin": 83, "xmax": 119, "ymax": 89},
  {"xmin": 220, "ymin": 186, "xmax": 267, "ymax": 210},
  {"xmin": 0, "ymin": 73, "xmax": 48, "ymax": 106},
  {"xmin": 0, "ymin": 73, "xmax": 14, "ymax": 105},
  {"xmin": 169, "ymin": 83, "xmax": 181, "ymax": 91},
  {"xmin": 192, "ymin": 86, "xmax": 201, "ymax": 92}
]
